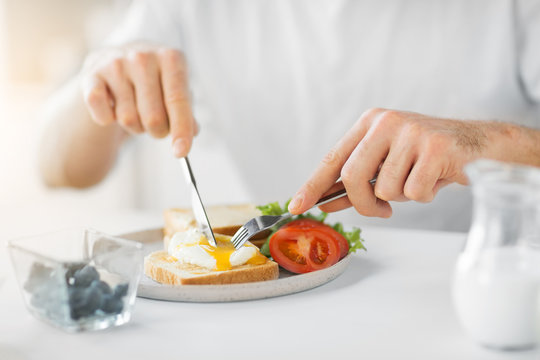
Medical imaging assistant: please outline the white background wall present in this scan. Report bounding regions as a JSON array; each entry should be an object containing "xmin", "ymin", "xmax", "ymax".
[
  {"xmin": 0, "ymin": 0, "xmax": 252, "ymax": 238},
  {"xmin": 0, "ymin": 1, "xmax": 138, "ymax": 229}
]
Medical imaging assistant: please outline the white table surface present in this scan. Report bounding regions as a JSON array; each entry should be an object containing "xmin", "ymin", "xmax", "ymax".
[{"xmin": 0, "ymin": 208, "xmax": 538, "ymax": 360}]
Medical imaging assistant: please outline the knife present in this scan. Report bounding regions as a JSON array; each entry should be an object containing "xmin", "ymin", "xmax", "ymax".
[{"xmin": 179, "ymin": 157, "xmax": 218, "ymax": 247}]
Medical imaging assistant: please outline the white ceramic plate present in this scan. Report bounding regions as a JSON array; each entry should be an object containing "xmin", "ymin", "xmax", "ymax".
[{"xmin": 119, "ymin": 228, "xmax": 351, "ymax": 302}]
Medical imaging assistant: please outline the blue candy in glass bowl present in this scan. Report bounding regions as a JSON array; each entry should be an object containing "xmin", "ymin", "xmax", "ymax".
[{"xmin": 8, "ymin": 228, "xmax": 143, "ymax": 332}]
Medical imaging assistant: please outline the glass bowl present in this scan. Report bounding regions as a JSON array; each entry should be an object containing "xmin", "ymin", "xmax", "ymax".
[{"xmin": 8, "ymin": 228, "xmax": 143, "ymax": 332}]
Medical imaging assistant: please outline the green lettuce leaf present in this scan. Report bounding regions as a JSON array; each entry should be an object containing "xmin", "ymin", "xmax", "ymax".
[
  {"xmin": 331, "ymin": 223, "xmax": 366, "ymax": 253},
  {"xmin": 260, "ymin": 240, "xmax": 271, "ymax": 257},
  {"xmin": 256, "ymin": 199, "xmax": 290, "ymax": 216}
]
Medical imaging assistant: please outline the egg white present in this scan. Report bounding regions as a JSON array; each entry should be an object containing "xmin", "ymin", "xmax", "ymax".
[{"xmin": 167, "ymin": 228, "xmax": 257, "ymax": 270}]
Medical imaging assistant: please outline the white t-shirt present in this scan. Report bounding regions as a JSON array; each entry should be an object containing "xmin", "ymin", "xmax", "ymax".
[{"xmin": 105, "ymin": 0, "xmax": 540, "ymax": 232}]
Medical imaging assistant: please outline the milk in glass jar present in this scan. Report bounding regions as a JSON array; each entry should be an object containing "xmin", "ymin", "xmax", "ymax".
[{"xmin": 453, "ymin": 160, "xmax": 540, "ymax": 350}]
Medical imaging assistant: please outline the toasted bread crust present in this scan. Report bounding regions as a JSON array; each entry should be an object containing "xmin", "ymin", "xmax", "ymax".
[{"xmin": 144, "ymin": 251, "xmax": 279, "ymax": 285}]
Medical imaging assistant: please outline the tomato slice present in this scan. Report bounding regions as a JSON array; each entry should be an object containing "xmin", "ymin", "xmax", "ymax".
[
  {"xmin": 282, "ymin": 219, "xmax": 349, "ymax": 259},
  {"xmin": 269, "ymin": 222, "xmax": 341, "ymax": 273}
]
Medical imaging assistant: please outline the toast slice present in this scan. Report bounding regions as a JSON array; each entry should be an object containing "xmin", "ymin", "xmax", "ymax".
[
  {"xmin": 144, "ymin": 250, "xmax": 279, "ymax": 285},
  {"xmin": 163, "ymin": 204, "xmax": 268, "ymax": 249}
]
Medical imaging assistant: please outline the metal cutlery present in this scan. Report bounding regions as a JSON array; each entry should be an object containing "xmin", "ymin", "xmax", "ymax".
[
  {"xmin": 230, "ymin": 178, "xmax": 375, "ymax": 250},
  {"xmin": 179, "ymin": 157, "xmax": 218, "ymax": 247}
]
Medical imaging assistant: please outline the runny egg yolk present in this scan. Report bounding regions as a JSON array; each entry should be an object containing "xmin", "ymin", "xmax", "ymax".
[
  {"xmin": 198, "ymin": 234, "xmax": 267, "ymax": 271},
  {"xmin": 246, "ymin": 252, "xmax": 268, "ymax": 266}
]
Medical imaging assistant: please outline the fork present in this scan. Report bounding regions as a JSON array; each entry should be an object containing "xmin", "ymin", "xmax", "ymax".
[{"xmin": 230, "ymin": 179, "xmax": 376, "ymax": 250}]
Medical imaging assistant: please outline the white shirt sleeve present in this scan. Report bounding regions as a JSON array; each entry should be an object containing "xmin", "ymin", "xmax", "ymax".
[
  {"xmin": 517, "ymin": 0, "xmax": 540, "ymax": 111},
  {"xmin": 104, "ymin": 0, "xmax": 183, "ymax": 49}
]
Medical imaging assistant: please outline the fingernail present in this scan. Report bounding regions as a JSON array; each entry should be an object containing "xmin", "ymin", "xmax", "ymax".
[
  {"xmin": 288, "ymin": 193, "xmax": 304, "ymax": 213},
  {"xmin": 173, "ymin": 138, "xmax": 189, "ymax": 157}
]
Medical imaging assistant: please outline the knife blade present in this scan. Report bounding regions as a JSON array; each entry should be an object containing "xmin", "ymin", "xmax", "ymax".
[{"xmin": 179, "ymin": 157, "xmax": 217, "ymax": 247}]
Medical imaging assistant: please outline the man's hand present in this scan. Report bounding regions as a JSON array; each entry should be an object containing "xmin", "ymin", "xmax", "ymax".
[
  {"xmin": 288, "ymin": 108, "xmax": 521, "ymax": 218},
  {"xmin": 81, "ymin": 43, "xmax": 197, "ymax": 157}
]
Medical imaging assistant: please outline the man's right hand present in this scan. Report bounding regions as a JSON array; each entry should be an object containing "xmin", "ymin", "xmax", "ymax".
[{"xmin": 81, "ymin": 43, "xmax": 197, "ymax": 157}]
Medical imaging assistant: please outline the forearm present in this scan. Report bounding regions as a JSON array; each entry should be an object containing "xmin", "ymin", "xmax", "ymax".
[
  {"xmin": 38, "ymin": 77, "xmax": 127, "ymax": 188},
  {"xmin": 480, "ymin": 121, "xmax": 540, "ymax": 167}
]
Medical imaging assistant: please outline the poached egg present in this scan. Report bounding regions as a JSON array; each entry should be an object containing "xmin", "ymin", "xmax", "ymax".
[{"xmin": 167, "ymin": 228, "xmax": 267, "ymax": 271}]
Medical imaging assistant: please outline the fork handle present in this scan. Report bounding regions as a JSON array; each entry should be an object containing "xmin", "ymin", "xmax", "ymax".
[
  {"xmin": 312, "ymin": 177, "xmax": 376, "ymax": 209},
  {"xmin": 314, "ymin": 188, "xmax": 347, "ymax": 208}
]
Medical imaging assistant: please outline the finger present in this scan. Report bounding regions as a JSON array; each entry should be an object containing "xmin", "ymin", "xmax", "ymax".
[
  {"xmin": 403, "ymin": 155, "xmax": 442, "ymax": 203},
  {"xmin": 106, "ymin": 60, "xmax": 143, "ymax": 134},
  {"xmin": 82, "ymin": 75, "xmax": 115, "ymax": 126},
  {"xmin": 159, "ymin": 49, "xmax": 195, "ymax": 157},
  {"xmin": 193, "ymin": 119, "xmax": 200, "ymax": 136},
  {"xmin": 288, "ymin": 107, "xmax": 386, "ymax": 214},
  {"xmin": 317, "ymin": 181, "xmax": 354, "ymax": 213},
  {"xmin": 341, "ymin": 127, "xmax": 392, "ymax": 218},
  {"xmin": 128, "ymin": 51, "xmax": 169, "ymax": 138},
  {"xmin": 373, "ymin": 139, "xmax": 415, "ymax": 202},
  {"xmin": 433, "ymin": 179, "xmax": 451, "ymax": 195}
]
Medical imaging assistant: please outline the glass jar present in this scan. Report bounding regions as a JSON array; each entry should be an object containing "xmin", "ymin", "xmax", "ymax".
[{"xmin": 453, "ymin": 160, "xmax": 540, "ymax": 350}]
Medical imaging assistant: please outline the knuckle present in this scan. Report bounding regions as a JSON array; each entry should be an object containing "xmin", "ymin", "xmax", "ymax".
[
  {"xmin": 374, "ymin": 184, "xmax": 398, "ymax": 202},
  {"xmin": 85, "ymin": 87, "xmax": 106, "ymax": 107},
  {"xmin": 357, "ymin": 107, "xmax": 383, "ymax": 125},
  {"xmin": 145, "ymin": 117, "xmax": 162, "ymax": 130},
  {"xmin": 403, "ymin": 184, "xmax": 421, "ymax": 201},
  {"xmin": 404, "ymin": 182, "xmax": 432, "ymax": 203},
  {"xmin": 171, "ymin": 68, "xmax": 188, "ymax": 85},
  {"xmin": 118, "ymin": 114, "xmax": 139, "ymax": 129},
  {"xmin": 379, "ymin": 160, "xmax": 400, "ymax": 179},
  {"xmin": 402, "ymin": 120, "xmax": 422, "ymax": 138},
  {"xmin": 423, "ymin": 133, "xmax": 449, "ymax": 154},
  {"xmin": 150, "ymin": 129, "xmax": 168, "ymax": 138},
  {"xmin": 321, "ymin": 147, "xmax": 343, "ymax": 167},
  {"xmin": 374, "ymin": 110, "xmax": 401, "ymax": 129},
  {"xmin": 109, "ymin": 57, "xmax": 125, "ymax": 76},
  {"xmin": 165, "ymin": 91, "xmax": 189, "ymax": 105},
  {"xmin": 129, "ymin": 50, "xmax": 153, "ymax": 67},
  {"xmin": 362, "ymin": 107, "xmax": 384, "ymax": 119},
  {"xmin": 145, "ymin": 111, "xmax": 165, "ymax": 127},
  {"xmin": 159, "ymin": 48, "xmax": 185, "ymax": 64},
  {"xmin": 301, "ymin": 180, "xmax": 318, "ymax": 196},
  {"xmin": 145, "ymin": 115, "xmax": 169, "ymax": 137},
  {"xmin": 381, "ymin": 109, "xmax": 399, "ymax": 119},
  {"xmin": 340, "ymin": 163, "xmax": 356, "ymax": 186}
]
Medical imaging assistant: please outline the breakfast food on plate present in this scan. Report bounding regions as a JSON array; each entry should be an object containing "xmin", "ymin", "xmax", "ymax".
[
  {"xmin": 144, "ymin": 200, "xmax": 365, "ymax": 286},
  {"xmin": 267, "ymin": 218, "xmax": 349, "ymax": 273},
  {"xmin": 145, "ymin": 229, "xmax": 279, "ymax": 285},
  {"xmin": 163, "ymin": 204, "xmax": 268, "ymax": 249},
  {"xmin": 256, "ymin": 200, "xmax": 366, "ymax": 274},
  {"xmin": 146, "ymin": 203, "xmax": 279, "ymax": 286}
]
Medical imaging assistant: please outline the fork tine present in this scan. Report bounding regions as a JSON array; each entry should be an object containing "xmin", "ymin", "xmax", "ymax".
[
  {"xmin": 233, "ymin": 235, "xmax": 250, "ymax": 249},
  {"xmin": 231, "ymin": 227, "xmax": 248, "ymax": 247},
  {"xmin": 232, "ymin": 226, "xmax": 247, "ymax": 240},
  {"xmin": 232, "ymin": 235, "xmax": 248, "ymax": 249},
  {"xmin": 232, "ymin": 230, "xmax": 248, "ymax": 245},
  {"xmin": 232, "ymin": 235, "xmax": 247, "ymax": 249},
  {"xmin": 232, "ymin": 231, "xmax": 249, "ymax": 248}
]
